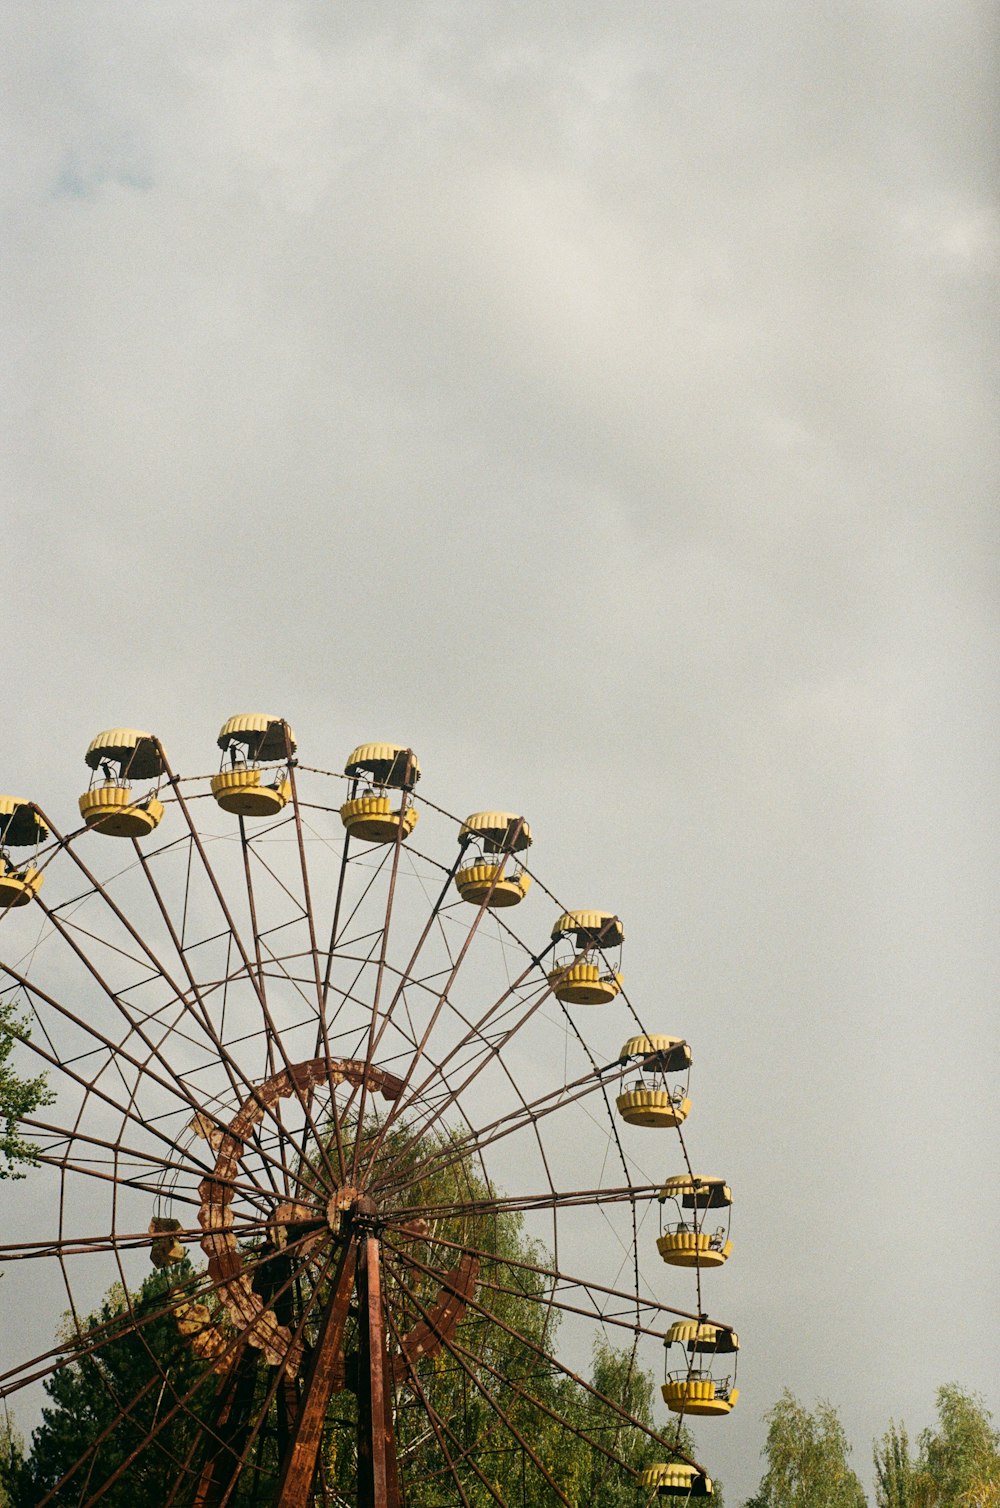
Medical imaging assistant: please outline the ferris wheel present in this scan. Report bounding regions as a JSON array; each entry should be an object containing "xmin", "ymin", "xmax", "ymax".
[{"xmin": 0, "ymin": 717, "xmax": 740, "ymax": 1506}]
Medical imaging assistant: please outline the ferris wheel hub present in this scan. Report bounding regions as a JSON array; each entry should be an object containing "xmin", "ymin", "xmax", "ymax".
[{"xmin": 326, "ymin": 1184, "xmax": 361, "ymax": 1233}]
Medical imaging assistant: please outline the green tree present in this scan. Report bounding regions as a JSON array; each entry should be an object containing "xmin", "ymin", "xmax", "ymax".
[
  {"xmin": 0, "ymin": 1411, "xmax": 26, "ymax": 1508},
  {"xmin": 875, "ymin": 1421, "xmax": 917, "ymax": 1508},
  {"xmin": 24, "ymin": 1262, "xmax": 207, "ymax": 1505},
  {"xmin": 0, "ymin": 998, "xmax": 53, "ymax": 1179},
  {"xmin": 875, "ymin": 1388, "xmax": 1000, "ymax": 1508},
  {"xmin": 917, "ymin": 1386, "xmax": 999, "ymax": 1508},
  {"xmin": 745, "ymin": 1390, "xmax": 867, "ymax": 1508}
]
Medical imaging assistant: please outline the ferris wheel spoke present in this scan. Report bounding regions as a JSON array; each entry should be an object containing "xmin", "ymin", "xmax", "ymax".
[
  {"xmin": 390, "ymin": 1225, "xmax": 706, "ymax": 1331},
  {"xmin": 5, "ymin": 983, "xmax": 314, "ymax": 1211},
  {"xmin": 207, "ymin": 1243, "xmax": 339, "ymax": 1508},
  {"xmin": 386, "ymin": 1242, "xmax": 707, "ymax": 1475},
  {"xmin": 389, "ymin": 1179, "xmax": 663, "ymax": 1222},
  {"xmin": 12, "ymin": 905, "xmax": 310, "ymax": 1204},
  {"xmin": 392, "ymin": 905, "xmax": 627, "ymax": 1135},
  {"xmin": 377, "ymin": 1048, "xmax": 627, "ymax": 1204},
  {"xmin": 44, "ymin": 1235, "xmax": 335, "ymax": 1508},
  {"xmin": 358, "ymin": 875, "xmax": 514, "ymax": 1188},
  {"xmin": 350, "ymin": 813, "xmax": 409, "ymax": 1187},
  {"xmin": 384, "ymin": 1235, "xmax": 685, "ymax": 1345},
  {"xmin": 0, "ymin": 1213, "xmax": 277, "ymax": 1263},
  {"xmin": 447, "ymin": 1321, "xmax": 643, "ymax": 1482},
  {"xmin": 140, "ymin": 817, "xmax": 291, "ymax": 1183},
  {"xmin": 381, "ymin": 1252, "xmax": 574, "ymax": 1506},
  {"xmin": 155, "ymin": 757, "xmax": 342, "ymax": 1194},
  {"xmin": 382, "ymin": 1299, "xmax": 507, "ymax": 1508},
  {"xmin": 0, "ymin": 1227, "xmax": 323, "ymax": 1406},
  {"xmin": 373, "ymin": 950, "xmax": 627, "ymax": 1194},
  {"xmin": 351, "ymin": 848, "xmax": 470, "ymax": 1184},
  {"xmin": 283, "ymin": 760, "xmax": 349, "ymax": 1184},
  {"xmin": 373, "ymin": 950, "xmax": 555, "ymax": 1168}
]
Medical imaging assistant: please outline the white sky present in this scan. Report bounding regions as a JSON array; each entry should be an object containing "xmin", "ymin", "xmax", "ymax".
[{"xmin": 2, "ymin": 3, "xmax": 998, "ymax": 1498}]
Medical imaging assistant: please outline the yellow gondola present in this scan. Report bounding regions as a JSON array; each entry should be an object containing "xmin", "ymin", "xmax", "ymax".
[
  {"xmin": 210, "ymin": 714, "xmax": 294, "ymax": 817},
  {"xmin": 548, "ymin": 911, "xmax": 624, "ymax": 1004},
  {"xmin": 616, "ymin": 1036, "xmax": 692, "ymax": 1128},
  {"xmin": 455, "ymin": 812, "xmax": 532, "ymax": 908},
  {"xmin": 340, "ymin": 743, "xmax": 420, "ymax": 845},
  {"xmin": 639, "ymin": 1463, "xmax": 713, "ymax": 1497},
  {"xmin": 662, "ymin": 1322, "xmax": 739, "ymax": 1417},
  {"xmin": 657, "ymin": 1176, "xmax": 733, "ymax": 1269},
  {"xmin": 148, "ymin": 1216, "xmax": 185, "ymax": 1268},
  {"xmin": 78, "ymin": 729, "xmax": 165, "ymax": 838},
  {"xmin": 0, "ymin": 798, "xmax": 48, "ymax": 908}
]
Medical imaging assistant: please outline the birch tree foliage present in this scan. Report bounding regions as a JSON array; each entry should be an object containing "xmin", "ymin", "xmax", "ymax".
[{"xmin": 744, "ymin": 1390, "xmax": 867, "ymax": 1508}]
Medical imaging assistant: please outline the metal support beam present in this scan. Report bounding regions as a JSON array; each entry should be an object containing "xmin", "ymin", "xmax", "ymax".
[{"xmin": 356, "ymin": 1234, "xmax": 400, "ymax": 1508}]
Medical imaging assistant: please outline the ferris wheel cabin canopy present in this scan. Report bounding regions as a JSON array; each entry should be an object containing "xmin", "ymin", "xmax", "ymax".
[
  {"xmin": 84, "ymin": 728, "xmax": 164, "ymax": 780},
  {"xmin": 216, "ymin": 714, "xmax": 296, "ymax": 761},
  {"xmin": 639, "ymin": 1463, "xmax": 714, "ymax": 1496},
  {"xmin": 619, "ymin": 1035, "xmax": 692, "ymax": 1072},
  {"xmin": 659, "ymin": 1176, "xmax": 732, "ymax": 1209},
  {"xmin": 666, "ymin": 1321, "xmax": 739, "ymax": 1353},
  {"xmin": 550, "ymin": 910, "xmax": 624, "ymax": 947},
  {"xmin": 458, "ymin": 811, "xmax": 532, "ymax": 851},
  {"xmin": 0, "ymin": 796, "xmax": 48, "ymax": 848},
  {"xmin": 344, "ymin": 742, "xmax": 421, "ymax": 788}
]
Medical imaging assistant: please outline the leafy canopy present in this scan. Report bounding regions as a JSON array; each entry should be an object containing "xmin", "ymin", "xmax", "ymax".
[
  {"xmin": 745, "ymin": 1390, "xmax": 866, "ymax": 1508},
  {"xmin": 0, "ymin": 998, "xmax": 53, "ymax": 1179}
]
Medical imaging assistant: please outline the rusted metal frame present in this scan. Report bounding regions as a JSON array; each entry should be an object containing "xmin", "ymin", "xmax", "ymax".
[
  {"xmin": 49, "ymin": 911, "xmax": 166, "ymax": 972},
  {"xmin": 376, "ymin": 1050, "xmax": 628, "ymax": 1204},
  {"xmin": 367, "ymin": 957, "xmax": 555, "ymax": 1194},
  {"xmin": 411, "ymin": 1255, "xmax": 681, "ymax": 1344},
  {"xmin": 426, "ymin": 895, "xmax": 647, "ymax": 1354},
  {"xmin": 102, "ymin": 1049, "xmax": 208, "ymax": 1494},
  {"xmin": 27, "ymin": 1149, "xmax": 203, "ymax": 1210},
  {"xmin": 381, "ymin": 1298, "xmax": 502, "ymax": 1508},
  {"xmin": 369, "ymin": 1009, "xmax": 568, "ymax": 1352},
  {"xmin": 446, "ymin": 1329, "xmax": 641, "ymax": 1483},
  {"xmin": 180, "ymin": 1342, "xmax": 262, "ymax": 1508},
  {"xmin": 385, "ymin": 1244, "xmax": 707, "ymax": 1474},
  {"xmin": 150, "ymin": 753, "xmax": 340, "ymax": 1193},
  {"xmin": 3, "ymin": 966, "xmax": 301, "ymax": 1211},
  {"xmin": 48, "ymin": 1236, "xmax": 333, "ymax": 1508},
  {"xmin": 283, "ymin": 744, "xmax": 347, "ymax": 1187},
  {"xmin": 354, "ymin": 1233, "xmax": 401, "ymax": 1508},
  {"xmin": 380, "ymin": 917, "xmax": 623, "ymax": 1179},
  {"xmin": 388, "ymin": 1225, "xmax": 707, "ymax": 1327},
  {"xmin": 381, "ymin": 1253, "xmax": 573, "ymax": 1507},
  {"xmin": 132, "ymin": 838, "xmax": 285, "ymax": 1200},
  {"xmin": 358, "ymin": 826, "xmax": 521, "ymax": 1185},
  {"xmin": 0, "ymin": 1229, "xmax": 321, "ymax": 1400},
  {"xmin": 549, "ymin": 997, "xmax": 643, "ymax": 1351},
  {"xmin": 23, "ymin": 825, "xmax": 324, "ymax": 1200},
  {"xmin": 274, "ymin": 1235, "xmax": 358, "ymax": 1503},
  {"xmin": 394, "ymin": 1261, "xmax": 642, "ymax": 1485},
  {"xmin": 371, "ymin": 930, "xmax": 614, "ymax": 1191},
  {"xmin": 2, "ymin": 966, "xmax": 221, "ymax": 1176},
  {"xmin": 237, "ymin": 814, "xmax": 278, "ymax": 1087},
  {"xmin": 349, "ymin": 764, "xmax": 413, "ymax": 1187},
  {"xmin": 373, "ymin": 1023, "xmax": 576, "ymax": 1226},
  {"xmin": 321, "ymin": 838, "xmax": 395, "ymax": 982},
  {"xmin": 341, "ymin": 842, "xmax": 470, "ymax": 1149},
  {"xmin": 0, "ymin": 1211, "xmax": 279, "ymax": 1261},
  {"xmin": 209, "ymin": 1246, "xmax": 340, "ymax": 1508},
  {"xmin": 389, "ymin": 1180, "xmax": 664, "ymax": 1221},
  {"xmin": 319, "ymin": 821, "xmax": 351, "ymax": 1021}
]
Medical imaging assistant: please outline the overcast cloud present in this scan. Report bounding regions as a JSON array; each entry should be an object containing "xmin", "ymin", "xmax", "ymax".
[{"xmin": 2, "ymin": 3, "xmax": 998, "ymax": 1497}]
